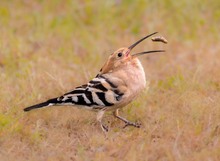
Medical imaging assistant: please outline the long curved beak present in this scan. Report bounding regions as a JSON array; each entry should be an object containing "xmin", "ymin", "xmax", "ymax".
[
  {"xmin": 128, "ymin": 32, "xmax": 165, "ymax": 57},
  {"xmin": 128, "ymin": 32, "xmax": 158, "ymax": 50}
]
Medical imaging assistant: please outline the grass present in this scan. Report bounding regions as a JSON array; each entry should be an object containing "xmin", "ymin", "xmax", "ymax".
[{"xmin": 0, "ymin": 0, "xmax": 220, "ymax": 160}]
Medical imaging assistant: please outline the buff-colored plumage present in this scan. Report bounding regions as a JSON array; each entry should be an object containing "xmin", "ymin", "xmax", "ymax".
[{"xmin": 24, "ymin": 32, "xmax": 166, "ymax": 132}]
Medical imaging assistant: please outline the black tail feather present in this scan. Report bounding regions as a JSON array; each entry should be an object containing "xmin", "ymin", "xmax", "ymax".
[
  {"xmin": 24, "ymin": 97, "xmax": 59, "ymax": 112},
  {"xmin": 24, "ymin": 102, "xmax": 50, "ymax": 112}
]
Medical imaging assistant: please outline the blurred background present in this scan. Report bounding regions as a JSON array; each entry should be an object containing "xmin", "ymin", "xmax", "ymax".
[{"xmin": 0, "ymin": 0, "xmax": 220, "ymax": 161}]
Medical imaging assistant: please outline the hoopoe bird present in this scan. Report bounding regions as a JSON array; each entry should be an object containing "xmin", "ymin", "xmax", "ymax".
[{"xmin": 24, "ymin": 32, "xmax": 165, "ymax": 132}]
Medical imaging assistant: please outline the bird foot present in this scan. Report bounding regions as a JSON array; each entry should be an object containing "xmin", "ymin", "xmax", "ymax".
[
  {"xmin": 123, "ymin": 121, "xmax": 141, "ymax": 129},
  {"xmin": 101, "ymin": 124, "xmax": 109, "ymax": 132}
]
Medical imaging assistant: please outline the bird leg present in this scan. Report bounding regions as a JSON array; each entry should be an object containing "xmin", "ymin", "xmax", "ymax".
[
  {"xmin": 113, "ymin": 109, "xmax": 141, "ymax": 128},
  {"xmin": 97, "ymin": 110, "xmax": 108, "ymax": 132}
]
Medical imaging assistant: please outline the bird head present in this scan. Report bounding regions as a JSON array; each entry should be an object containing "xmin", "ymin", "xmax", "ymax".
[{"xmin": 100, "ymin": 32, "xmax": 165, "ymax": 74}]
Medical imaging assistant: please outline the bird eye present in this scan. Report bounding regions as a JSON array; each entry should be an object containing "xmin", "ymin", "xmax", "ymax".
[{"xmin": 117, "ymin": 52, "xmax": 123, "ymax": 57}]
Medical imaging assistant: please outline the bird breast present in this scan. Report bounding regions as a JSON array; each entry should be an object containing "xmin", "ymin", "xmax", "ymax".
[
  {"xmin": 124, "ymin": 58, "xmax": 146, "ymax": 96},
  {"xmin": 107, "ymin": 58, "xmax": 147, "ymax": 107}
]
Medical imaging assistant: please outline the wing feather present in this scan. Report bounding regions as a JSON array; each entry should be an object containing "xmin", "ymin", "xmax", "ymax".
[{"xmin": 57, "ymin": 75, "xmax": 126, "ymax": 109}]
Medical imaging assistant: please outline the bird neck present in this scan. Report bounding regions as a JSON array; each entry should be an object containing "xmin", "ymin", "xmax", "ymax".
[{"xmin": 111, "ymin": 58, "xmax": 146, "ymax": 86}]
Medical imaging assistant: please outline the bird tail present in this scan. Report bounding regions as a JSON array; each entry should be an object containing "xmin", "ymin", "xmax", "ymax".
[{"xmin": 23, "ymin": 97, "xmax": 59, "ymax": 112}]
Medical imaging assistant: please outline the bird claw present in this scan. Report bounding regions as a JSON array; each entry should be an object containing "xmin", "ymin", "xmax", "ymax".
[
  {"xmin": 123, "ymin": 121, "xmax": 141, "ymax": 129},
  {"xmin": 101, "ymin": 124, "xmax": 109, "ymax": 132}
]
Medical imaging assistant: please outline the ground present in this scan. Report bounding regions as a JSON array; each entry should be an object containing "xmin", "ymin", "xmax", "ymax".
[{"xmin": 0, "ymin": 1, "xmax": 220, "ymax": 161}]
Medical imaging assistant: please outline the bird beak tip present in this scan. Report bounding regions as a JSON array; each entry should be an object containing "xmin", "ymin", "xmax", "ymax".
[{"xmin": 128, "ymin": 32, "xmax": 158, "ymax": 50}]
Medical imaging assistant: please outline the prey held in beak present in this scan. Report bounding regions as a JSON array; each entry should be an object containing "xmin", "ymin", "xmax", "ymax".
[{"xmin": 128, "ymin": 32, "xmax": 166, "ymax": 57}]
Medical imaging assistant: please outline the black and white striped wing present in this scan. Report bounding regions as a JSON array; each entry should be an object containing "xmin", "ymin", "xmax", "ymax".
[
  {"xmin": 23, "ymin": 75, "xmax": 126, "ymax": 112},
  {"xmin": 56, "ymin": 75, "xmax": 125, "ymax": 109}
]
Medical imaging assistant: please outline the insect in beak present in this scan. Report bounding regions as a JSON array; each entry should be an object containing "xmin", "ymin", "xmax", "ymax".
[{"xmin": 128, "ymin": 32, "xmax": 165, "ymax": 57}]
